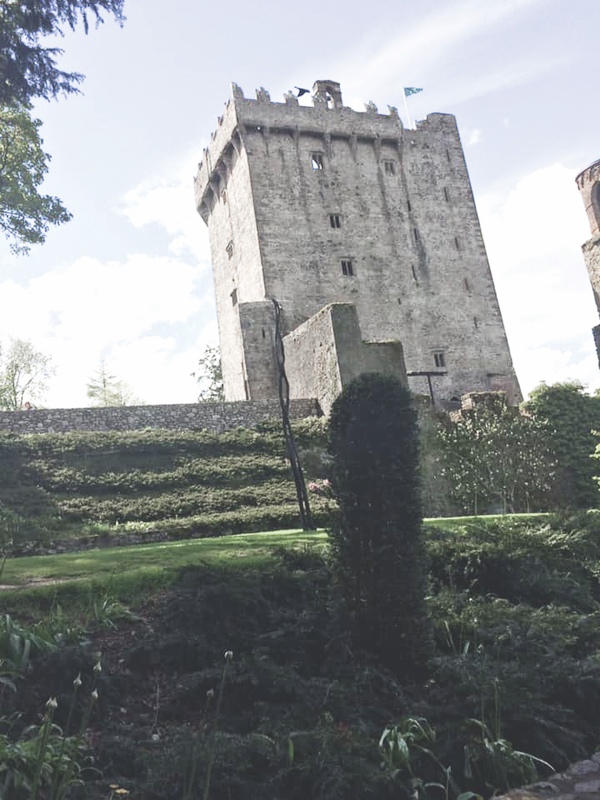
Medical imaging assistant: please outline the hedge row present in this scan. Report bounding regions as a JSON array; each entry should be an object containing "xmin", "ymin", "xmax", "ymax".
[{"xmin": 0, "ymin": 419, "xmax": 330, "ymax": 543}]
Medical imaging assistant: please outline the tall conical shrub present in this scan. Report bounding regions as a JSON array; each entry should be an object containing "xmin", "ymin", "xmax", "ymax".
[{"xmin": 328, "ymin": 373, "xmax": 431, "ymax": 680}]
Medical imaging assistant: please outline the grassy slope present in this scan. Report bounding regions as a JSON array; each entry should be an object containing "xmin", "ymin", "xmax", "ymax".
[
  {"xmin": 1, "ymin": 516, "xmax": 550, "ymax": 588},
  {"xmin": 0, "ymin": 419, "xmax": 332, "ymax": 544},
  {"xmin": 0, "ymin": 529, "xmax": 326, "ymax": 586}
]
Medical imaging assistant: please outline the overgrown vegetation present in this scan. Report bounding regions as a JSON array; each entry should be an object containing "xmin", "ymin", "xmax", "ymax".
[
  {"xmin": 423, "ymin": 383, "xmax": 600, "ymax": 515},
  {"xmin": 2, "ymin": 514, "xmax": 600, "ymax": 798},
  {"xmin": 0, "ymin": 419, "xmax": 331, "ymax": 549},
  {"xmin": 525, "ymin": 381, "xmax": 600, "ymax": 509},
  {"xmin": 2, "ymin": 389, "xmax": 600, "ymax": 797},
  {"xmin": 434, "ymin": 393, "xmax": 554, "ymax": 515}
]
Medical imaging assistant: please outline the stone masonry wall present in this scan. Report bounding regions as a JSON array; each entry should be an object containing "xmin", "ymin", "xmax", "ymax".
[
  {"xmin": 0, "ymin": 399, "xmax": 320, "ymax": 435},
  {"xmin": 576, "ymin": 158, "xmax": 600, "ymax": 238},
  {"xmin": 283, "ymin": 302, "xmax": 407, "ymax": 415}
]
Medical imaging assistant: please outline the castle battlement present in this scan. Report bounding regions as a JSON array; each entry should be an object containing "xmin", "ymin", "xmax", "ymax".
[{"xmin": 195, "ymin": 81, "xmax": 459, "ymax": 223}]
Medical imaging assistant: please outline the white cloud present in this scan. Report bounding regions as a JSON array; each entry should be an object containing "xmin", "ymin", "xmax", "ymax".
[
  {"xmin": 328, "ymin": 0, "xmax": 549, "ymax": 109},
  {"xmin": 121, "ymin": 147, "xmax": 211, "ymax": 263},
  {"xmin": 0, "ymin": 253, "xmax": 215, "ymax": 407},
  {"xmin": 466, "ymin": 128, "xmax": 483, "ymax": 146},
  {"xmin": 479, "ymin": 163, "xmax": 589, "ymax": 270},
  {"xmin": 477, "ymin": 163, "xmax": 599, "ymax": 397}
]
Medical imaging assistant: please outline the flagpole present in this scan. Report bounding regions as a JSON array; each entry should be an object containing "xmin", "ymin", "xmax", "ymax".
[
  {"xmin": 402, "ymin": 88, "xmax": 423, "ymax": 130},
  {"xmin": 402, "ymin": 91, "xmax": 413, "ymax": 130}
]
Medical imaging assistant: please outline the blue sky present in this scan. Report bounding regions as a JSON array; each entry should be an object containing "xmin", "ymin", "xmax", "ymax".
[{"xmin": 1, "ymin": 0, "xmax": 599, "ymax": 406}]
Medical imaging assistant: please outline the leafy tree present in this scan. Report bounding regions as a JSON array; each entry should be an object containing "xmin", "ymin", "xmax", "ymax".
[
  {"xmin": 0, "ymin": 0, "xmax": 125, "ymax": 107},
  {"xmin": 0, "ymin": 338, "xmax": 54, "ymax": 409},
  {"xmin": 435, "ymin": 393, "xmax": 555, "ymax": 515},
  {"xmin": 0, "ymin": 105, "xmax": 71, "ymax": 253},
  {"xmin": 86, "ymin": 362, "xmax": 141, "ymax": 407},
  {"xmin": 328, "ymin": 373, "xmax": 432, "ymax": 681},
  {"xmin": 194, "ymin": 344, "xmax": 225, "ymax": 402},
  {"xmin": 0, "ymin": 0, "xmax": 124, "ymax": 252},
  {"xmin": 526, "ymin": 382, "xmax": 600, "ymax": 509}
]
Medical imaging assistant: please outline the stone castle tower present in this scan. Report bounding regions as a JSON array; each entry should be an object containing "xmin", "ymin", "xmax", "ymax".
[
  {"xmin": 195, "ymin": 80, "xmax": 521, "ymax": 412},
  {"xmin": 576, "ymin": 159, "xmax": 600, "ymax": 363}
]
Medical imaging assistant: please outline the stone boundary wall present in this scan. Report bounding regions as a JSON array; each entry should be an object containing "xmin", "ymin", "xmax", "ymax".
[{"xmin": 0, "ymin": 399, "xmax": 321, "ymax": 435}]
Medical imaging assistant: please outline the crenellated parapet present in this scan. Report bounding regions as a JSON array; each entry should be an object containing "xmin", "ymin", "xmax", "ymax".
[{"xmin": 195, "ymin": 80, "xmax": 461, "ymax": 225}]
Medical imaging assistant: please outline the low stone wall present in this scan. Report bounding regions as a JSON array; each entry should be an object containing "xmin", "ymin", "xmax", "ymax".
[{"xmin": 0, "ymin": 398, "xmax": 321, "ymax": 435}]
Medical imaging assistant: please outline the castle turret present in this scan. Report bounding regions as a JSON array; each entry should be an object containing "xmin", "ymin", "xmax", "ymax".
[
  {"xmin": 195, "ymin": 80, "xmax": 521, "ymax": 408},
  {"xmin": 576, "ymin": 160, "xmax": 600, "ymax": 364}
]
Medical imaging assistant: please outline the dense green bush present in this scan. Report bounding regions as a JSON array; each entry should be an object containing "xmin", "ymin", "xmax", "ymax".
[
  {"xmin": 328, "ymin": 373, "xmax": 432, "ymax": 681},
  {"xmin": 525, "ymin": 382, "xmax": 600, "ymax": 509},
  {"xmin": 433, "ymin": 393, "xmax": 555, "ymax": 515}
]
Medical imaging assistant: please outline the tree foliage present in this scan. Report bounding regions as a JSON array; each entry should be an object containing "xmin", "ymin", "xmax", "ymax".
[
  {"xmin": 0, "ymin": 0, "xmax": 124, "ymax": 253},
  {"xmin": 328, "ymin": 373, "xmax": 432, "ymax": 680},
  {"xmin": 194, "ymin": 344, "xmax": 225, "ymax": 402},
  {"xmin": 0, "ymin": 338, "xmax": 53, "ymax": 409},
  {"xmin": 435, "ymin": 393, "xmax": 555, "ymax": 515},
  {"xmin": 525, "ymin": 381, "xmax": 600, "ymax": 509},
  {"xmin": 0, "ymin": 0, "xmax": 125, "ymax": 107},
  {"xmin": 0, "ymin": 105, "xmax": 71, "ymax": 253},
  {"xmin": 86, "ymin": 362, "xmax": 141, "ymax": 407}
]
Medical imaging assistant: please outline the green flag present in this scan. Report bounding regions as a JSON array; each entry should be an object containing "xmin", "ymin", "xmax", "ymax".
[{"xmin": 404, "ymin": 87, "xmax": 423, "ymax": 97}]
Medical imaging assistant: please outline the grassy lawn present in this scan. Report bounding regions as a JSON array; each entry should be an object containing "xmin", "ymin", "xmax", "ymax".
[
  {"xmin": 0, "ymin": 514, "xmax": 553, "ymax": 611},
  {"xmin": 0, "ymin": 529, "xmax": 329, "ymax": 615},
  {"xmin": 2, "ymin": 515, "xmax": 552, "ymax": 589},
  {"xmin": 1, "ymin": 528, "xmax": 330, "ymax": 585}
]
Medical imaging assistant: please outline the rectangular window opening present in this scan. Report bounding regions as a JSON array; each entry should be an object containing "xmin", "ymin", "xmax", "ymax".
[
  {"xmin": 413, "ymin": 227, "xmax": 420, "ymax": 244},
  {"xmin": 454, "ymin": 236, "xmax": 461, "ymax": 251},
  {"xmin": 384, "ymin": 160, "xmax": 396, "ymax": 176},
  {"xmin": 341, "ymin": 259, "xmax": 354, "ymax": 277},
  {"xmin": 329, "ymin": 213, "xmax": 341, "ymax": 229},
  {"xmin": 434, "ymin": 351, "xmax": 446, "ymax": 369},
  {"xmin": 226, "ymin": 241, "xmax": 234, "ymax": 259},
  {"xmin": 231, "ymin": 289, "xmax": 238, "ymax": 306},
  {"xmin": 407, "ymin": 199, "xmax": 412, "ymax": 212},
  {"xmin": 311, "ymin": 152, "xmax": 324, "ymax": 170},
  {"xmin": 443, "ymin": 187, "xmax": 450, "ymax": 202}
]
